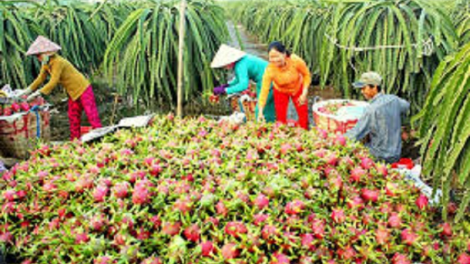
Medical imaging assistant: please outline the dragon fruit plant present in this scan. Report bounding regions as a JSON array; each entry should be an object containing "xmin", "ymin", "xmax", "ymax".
[{"xmin": 0, "ymin": 114, "xmax": 469, "ymax": 263}]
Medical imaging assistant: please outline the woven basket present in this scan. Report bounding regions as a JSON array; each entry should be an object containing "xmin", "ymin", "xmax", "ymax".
[
  {"xmin": 312, "ymin": 99, "xmax": 368, "ymax": 134},
  {"xmin": 241, "ymin": 100, "xmax": 257, "ymax": 121},
  {"xmin": 0, "ymin": 110, "xmax": 51, "ymax": 159}
]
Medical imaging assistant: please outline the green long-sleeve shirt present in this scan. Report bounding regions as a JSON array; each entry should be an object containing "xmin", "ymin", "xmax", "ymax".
[{"xmin": 226, "ymin": 55, "xmax": 276, "ymax": 122}]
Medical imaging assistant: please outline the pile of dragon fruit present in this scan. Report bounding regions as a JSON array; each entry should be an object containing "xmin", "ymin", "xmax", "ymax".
[
  {"xmin": 0, "ymin": 97, "xmax": 46, "ymax": 116},
  {"xmin": 317, "ymin": 101, "xmax": 356, "ymax": 115},
  {"xmin": 1, "ymin": 114, "xmax": 469, "ymax": 263}
]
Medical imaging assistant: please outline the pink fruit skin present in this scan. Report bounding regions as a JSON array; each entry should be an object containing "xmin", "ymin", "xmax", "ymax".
[
  {"xmin": 221, "ymin": 243, "xmax": 239, "ymax": 260},
  {"xmin": 401, "ymin": 229, "xmax": 418, "ymax": 245},
  {"xmin": 270, "ymin": 253, "xmax": 290, "ymax": 264},
  {"xmin": 183, "ymin": 224, "xmax": 200, "ymax": 242},
  {"xmin": 415, "ymin": 194, "xmax": 429, "ymax": 210},
  {"xmin": 200, "ymin": 241, "xmax": 215, "ymax": 257},
  {"xmin": 254, "ymin": 194, "xmax": 269, "ymax": 210},
  {"xmin": 162, "ymin": 222, "xmax": 181, "ymax": 236},
  {"xmin": 140, "ymin": 257, "xmax": 162, "ymax": 264},
  {"xmin": 331, "ymin": 208, "xmax": 346, "ymax": 224},
  {"xmin": 458, "ymin": 253, "xmax": 470, "ymax": 264},
  {"xmin": 361, "ymin": 189, "xmax": 379, "ymax": 202},
  {"xmin": 392, "ymin": 253, "xmax": 411, "ymax": 264}
]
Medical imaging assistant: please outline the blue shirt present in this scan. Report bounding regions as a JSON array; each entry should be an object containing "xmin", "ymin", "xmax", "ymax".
[{"xmin": 345, "ymin": 93, "xmax": 410, "ymax": 163}]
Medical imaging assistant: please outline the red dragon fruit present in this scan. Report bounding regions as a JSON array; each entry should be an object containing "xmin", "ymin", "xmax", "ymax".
[
  {"xmin": 311, "ymin": 219, "xmax": 326, "ymax": 239},
  {"xmin": 3, "ymin": 106, "xmax": 12, "ymax": 116},
  {"xmin": 75, "ymin": 232, "xmax": 90, "ymax": 244},
  {"xmin": 183, "ymin": 224, "xmax": 200, "ymax": 242},
  {"xmin": 326, "ymin": 152, "xmax": 338, "ymax": 166},
  {"xmin": 350, "ymin": 167, "xmax": 366, "ymax": 183},
  {"xmin": 140, "ymin": 257, "xmax": 162, "ymax": 264},
  {"xmin": 20, "ymin": 102, "xmax": 30, "ymax": 112},
  {"xmin": 132, "ymin": 185, "xmax": 151, "ymax": 205},
  {"xmin": 93, "ymin": 185, "xmax": 109, "ymax": 202},
  {"xmin": 331, "ymin": 208, "xmax": 346, "ymax": 224},
  {"xmin": 457, "ymin": 253, "xmax": 470, "ymax": 264},
  {"xmin": 337, "ymin": 246, "xmax": 356, "ymax": 260},
  {"xmin": 361, "ymin": 189, "xmax": 379, "ymax": 203},
  {"xmin": 3, "ymin": 190, "xmax": 16, "ymax": 202},
  {"xmin": 375, "ymin": 226, "xmax": 390, "ymax": 245},
  {"xmin": 388, "ymin": 213, "xmax": 402, "ymax": 228},
  {"xmin": 376, "ymin": 164, "xmax": 388, "ymax": 176},
  {"xmin": 401, "ymin": 228, "xmax": 418, "ymax": 245},
  {"xmin": 162, "ymin": 222, "xmax": 181, "ymax": 236},
  {"xmin": 415, "ymin": 194, "xmax": 429, "ymax": 210},
  {"xmin": 254, "ymin": 194, "xmax": 269, "ymax": 210},
  {"xmin": 392, "ymin": 253, "xmax": 411, "ymax": 264},
  {"xmin": 301, "ymin": 233, "xmax": 315, "ymax": 251},
  {"xmin": 360, "ymin": 157, "xmax": 374, "ymax": 170},
  {"xmin": 285, "ymin": 200, "xmax": 305, "ymax": 215},
  {"xmin": 253, "ymin": 213, "xmax": 269, "ymax": 226},
  {"xmin": 335, "ymin": 133, "xmax": 346, "ymax": 146},
  {"xmin": 216, "ymin": 201, "xmax": 228, "ymax": 216},
  {"xmin": 10, "ymin": 103, "xmax": 20, "ymax": 113},
  {"xmin": 94, "ymin": 256, "xmax": 113, "ymax": 264},
  {"xmin": 221, "ymin": 243, "xmax": 239, "ymax": 260},
  {"xmin": 270, "ymin": 252, "xmax": 290, "ymax": 264},
  {"xmin": 113, "ymin": 182, "xmax": 129, "ymax": 198},
  {"xmin": 440, "ymin": 222, "xmax": 453, "ymax": 237},
  {"xmin": 262, "ymin": 225, "xmax": 278, "ymax": 243},
  {"xmin": 225, "ymin": 222, "xmax": 247, "ymax": 238},
  {"xmin": 200, "ymin": 241, "xmax": 215, "ymax": 257}
]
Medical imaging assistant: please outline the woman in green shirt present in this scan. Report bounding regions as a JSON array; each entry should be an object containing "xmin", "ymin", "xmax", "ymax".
[{"xmin": 211, "ymin": 44, "xmax": 275, "ymax": 122}]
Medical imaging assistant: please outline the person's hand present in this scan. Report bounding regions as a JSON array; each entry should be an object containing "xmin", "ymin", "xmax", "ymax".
[
  {"xmin": 213, "ymin": 84, "xmax": 229, "ymax": 95},
  {"xmin": 257, "ymin": 112, "xmax": 265, "ymax": 123},
  {"xmin": 17, "ymin": 86, "xmax": 33, "ymax": 97},
  {"xmin": 26, "ymin": 90, "xmax": 41, "ymax": 101},
  {"xmin": 298, "ymin": 89, "xmax": 308, "ymax": 105}
]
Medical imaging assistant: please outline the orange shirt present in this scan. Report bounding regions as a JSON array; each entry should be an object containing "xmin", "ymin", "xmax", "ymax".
[{"xmin": 258, "ymin": 54, "xmax": 311, "ymax": 108}]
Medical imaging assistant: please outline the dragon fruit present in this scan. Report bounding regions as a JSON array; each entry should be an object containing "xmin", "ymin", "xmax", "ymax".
[
  {"xmin": 391, "ymin": 253, "xmax": 411, "ymax": 264},
  {"xmin": 93, "ymin": 185, "xmax": 109, "ymax": 202},
  {"xmin": 20, "ymin": 102, "xmax": 30, "ymax": 112},
  {"xmin": 401, "ymin": 229, "xmax": 418, "ymax": 245},
  {"xmin": 360, "ymin": 157, "xmax": 374, "ymax": 170},
  {"xmin": 350, "ymin": 167, "xmax": 366, "ymax": 183},
  {"xmin": 225, "ymin": 222, "xmax": 247, "ymax": 238},
  {"xmin": 331, "ymin": 208, "xmax": 346, "ymax": 224},
  {"xmin": 285, "ymin": 200, "xmax": 305, "ymax": 215},
  {"xmin": 0, "ymin": 115, "xmax": 467, "ymax": 263},
  {"xmin": 200, "ymin": 241, "xmax": 215, "ymax": 257},
  {"xmin": 254, "ymin": 194, "xmax": 269, "ymax": 210},
  {"xmin": 11, "ymin": 103, "xmax": 21, "ymax": 112},
  {"xmin": 361, "ymin": 189, "xmax": 379, "ymax": 202},
  {"xmin": 221, "ymin": 243, "xmax": 239, "ymax": 260},
  {"xmin": 458, "ymin": 253, "xmax": 470, "ymax": 264},
  {"xmin": 140, "ymin": 257, "xmax": 162, "ymax": 264},
  {"xmin": 415, "ymin": 194, "xmax": 429, "ymax": 210},
  {"xmin": 183, "ymin": 224, "xmax": 200, "ymax": 242},
  {"xmin": 270, "ymin": 252, "xmax": 290, "ymax": 264}
]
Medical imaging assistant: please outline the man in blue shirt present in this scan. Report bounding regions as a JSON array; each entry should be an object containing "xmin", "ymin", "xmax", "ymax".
[{"xmin": 345, "ymin": 72, "xmax": 410, "ymax": 163}]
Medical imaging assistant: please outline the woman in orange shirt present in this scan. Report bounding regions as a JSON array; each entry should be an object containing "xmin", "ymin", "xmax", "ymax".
[{"xmin": 257, "ymin": 41, "xmax": 311, "ymax": 130}]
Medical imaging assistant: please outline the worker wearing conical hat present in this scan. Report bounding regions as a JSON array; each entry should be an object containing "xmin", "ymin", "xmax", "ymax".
[
  {"xmin": 21, "ymin": 36, "xmax": 102, "ymax": 141},
  {"xmin": 211, "ymin": 44, "xmax": 276, "ymax": 123}
]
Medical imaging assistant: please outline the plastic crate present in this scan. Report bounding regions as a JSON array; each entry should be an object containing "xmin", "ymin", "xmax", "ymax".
[{"xmin": 312, "ymin": 99, "xmax": 368, "ymax": 134}]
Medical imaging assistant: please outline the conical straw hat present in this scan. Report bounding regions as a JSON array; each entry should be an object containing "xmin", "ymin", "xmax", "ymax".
[
  {"xmin": 26, "ymin": 36, "xmax": 61, "ymax": 56},
  {"xmin": 210, "ymin": 44, "xmax": 246, "ymax": 68}
]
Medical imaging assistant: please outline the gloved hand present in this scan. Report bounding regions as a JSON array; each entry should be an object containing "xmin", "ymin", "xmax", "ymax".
[
  {"xmin": 16, "ymin": 86, "xmax": 33, "ymax": 97},
  {"xmin": 26, "ymin": 90, "xmax": 41, "ymax": 102},
  {"xmin": 213, "ymin": 84, "xmax": 229, "ymax": 95}
]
